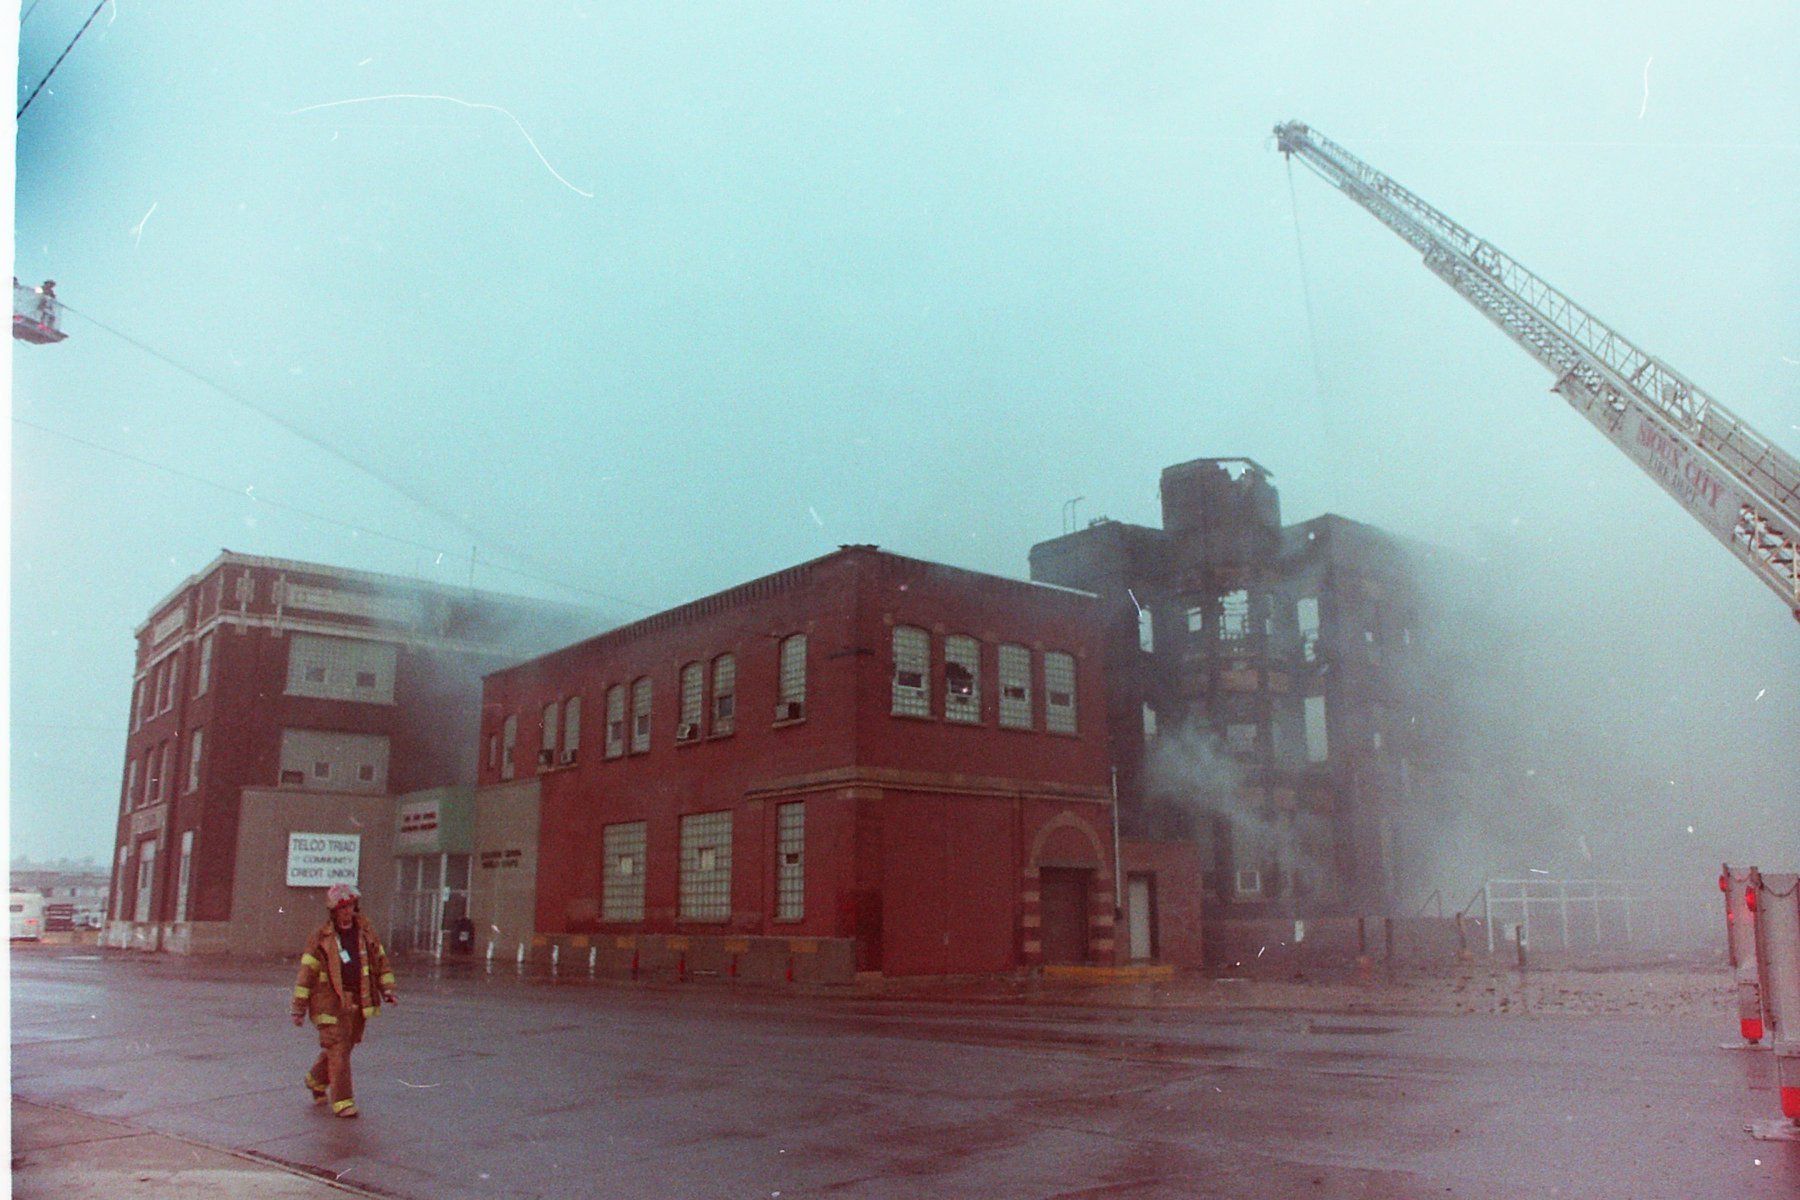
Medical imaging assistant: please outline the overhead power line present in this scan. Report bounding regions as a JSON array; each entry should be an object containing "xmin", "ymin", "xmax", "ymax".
[
  {"xmin": 17, "ymin": 0, "xmax": 109, "ymax": 119},
  {"xmin": 56, "ymin": 300, "xmax": 595, "ymax": 599}
]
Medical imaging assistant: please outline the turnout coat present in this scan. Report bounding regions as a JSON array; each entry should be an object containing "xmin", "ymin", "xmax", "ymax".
[{"xmin": 291, "ymin": 913, "xmax": 396, "ymax": 1027}]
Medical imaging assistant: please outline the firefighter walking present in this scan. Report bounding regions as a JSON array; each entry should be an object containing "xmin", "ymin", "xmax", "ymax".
[{"xmin": 290, "ymin": 883, "xmax": 398, "ymax": 1118}]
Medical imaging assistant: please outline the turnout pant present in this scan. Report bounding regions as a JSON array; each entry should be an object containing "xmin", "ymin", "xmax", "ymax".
[{"xmin": 308, "ymin": 1008, "xmax": 367, "ymax": 1109}]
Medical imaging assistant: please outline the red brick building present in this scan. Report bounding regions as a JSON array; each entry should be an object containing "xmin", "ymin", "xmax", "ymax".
[
  {"xmin": 106, "ymin": 553, "xmax": 589, "ymax": 955},
  {"xmin": 476, "ymin": 546, "xmax": 1134, "ymax": 978}
]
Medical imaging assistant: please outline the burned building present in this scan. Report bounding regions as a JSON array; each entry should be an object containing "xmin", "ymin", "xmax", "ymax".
[{"xmin": 1031, "ymin": 457, "xmax": 1468, "ymax": 918}]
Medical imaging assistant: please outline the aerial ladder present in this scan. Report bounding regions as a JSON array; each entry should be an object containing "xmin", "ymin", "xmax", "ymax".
[{"xmin": 1274, "ymin": 121, "xmax": 1800, "ymax": 622}]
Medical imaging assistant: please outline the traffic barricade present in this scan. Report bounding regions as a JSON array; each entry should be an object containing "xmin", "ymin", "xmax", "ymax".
[
  {"xmin": 1747, "ymin": 870, "xmax": 1800, "ymax": 1141},
  {"xmin": 1720, "ymin": 864, "xmax": 1764, "ymax": 1048}
]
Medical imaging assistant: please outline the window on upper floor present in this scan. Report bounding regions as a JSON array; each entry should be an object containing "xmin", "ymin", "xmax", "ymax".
[
  {"xmin": 891, "ymin": 626, "xmax": 930, "ymax": 717},
  {"xmin": 195, "ymin": 633, "xmax": 214, "ymax": 696},
  {"xmin": 164, "ymin": 659, "xmax": 180, "ymax": 711},
  {"xmin": 998, "ymin": 643, "xmax": 1032, "ymax": 730},
  {"xmin": 487, "ymin": 732, "xmax": 499, "ymax": 770},
  {"xmin": 1304, "ymin": 695, "xmax": 1329, "ymax": 763},
  {"xmin": 776, "ymin": 635, "xmax": 806, "ymax": 721},
  {"xmin": 631, "ymin": 676, "xmax": 652, "ymax": 753},
  {"xmin": 123, "ymin": 759, "xmax": 139, "ymax": 813},
  {"xmin": 1220, "ymin": 590, "xmax": 1251, "ymax": 641},
  {"xmin": 186, "ymin": 728, "xmax": 205, "ymax": 793},
  {"xmin": 147, "ymin": 742, "xmax": 165, "ymax": 803},
  {"xmin": 1142, "ymin": 703, "xmax": 1158, "ymax": 739},
  {"xmin": 280, "ymin": 728, "xmax": 391, "ymax": 793},
  {"xmin": 711, "ymin": 654, "xmax": 736, "ymax": 736},
  {"xmin": 944, "ymin": 634, "xmax": 980, "ymax": 724},
  {"xmin": 1297, "ymin": 596, "xmax": 1321, "ymax": 662},
  {"xmin": 1137, "ymin": 607, "xmax": 1155, "ymax": 652},
  {"xmin": 605, "ymin": 684, "xmax": 626, "ymax": 759},
  {"xmin": 1044, "ymin": 651, "xmax": 1077, "ymax": 734},
  {"xmin": 678, "ymin": 662, "xmax": 703, "ymax": 742},
  {"xmin": 501, "ymin": 714, "xmax": 518, "ymax": 779},
  {"xmin": 540, "ymin": 701, "xmax": 559, "ymax": 767},
  {"xmin": 562, "ymin": 696, "xmax": 581, "ymax": 763},
  {"xmin": 1185, "ymin": 606, "xmax": 1205, "ymax": 636},
  {"xmin": 285, "ymin": 635, "xmax": 398, "ymax": 704},
  {"xmin": 133, "ymin": 677, "xmax": 148, "ymax": 730}
]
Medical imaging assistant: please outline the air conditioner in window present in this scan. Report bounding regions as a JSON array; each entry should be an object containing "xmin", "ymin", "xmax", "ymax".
[
  {"xmin": 560, "ymin": 748, "xmax": 579, "ymax": 765},
  {"xmin": 675, "ymin": 723, "xmax": 699, "ymax": 743},
  {"xmin": 775, "ymin": 701, "xmax": 804, "ymax": 722},
  {"xmin": 538, "ymin": 749, "xmax": 556, "ymax": 767}
]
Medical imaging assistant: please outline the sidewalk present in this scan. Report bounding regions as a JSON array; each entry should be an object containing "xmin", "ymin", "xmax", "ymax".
[{"xmin": 11, "ymin": 1098, "xmax": 380, "ymax": 1199}]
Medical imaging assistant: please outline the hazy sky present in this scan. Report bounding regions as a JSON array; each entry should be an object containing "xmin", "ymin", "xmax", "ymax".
[{"xmin": 11, "ymin": 4, "xmax": 1797, "ymax": 879}]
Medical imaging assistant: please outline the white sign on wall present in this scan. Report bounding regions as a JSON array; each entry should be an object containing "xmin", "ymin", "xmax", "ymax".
[{"xmin": 286, "ymin": 833, "xmax": 361, "ymax": 888}]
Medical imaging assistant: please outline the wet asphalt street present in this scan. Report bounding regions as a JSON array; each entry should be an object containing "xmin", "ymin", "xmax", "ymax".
[{"xmin": 11, "ymin": 946, "xmax": 1798, "ymax": 1199}]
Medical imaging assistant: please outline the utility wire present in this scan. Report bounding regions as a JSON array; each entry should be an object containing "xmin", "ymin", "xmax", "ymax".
[
  {"xmin": 56, "ymin": 300, "xmax": 592, "ymax": 598},
  {"xmin": 17, "ymin": 0, "xmax": 108, "ymax": 119},
  {"xmin": 21, "ymin": 0, "xmax": 47, "ymax": 26},
  {"xmin": 12, "ymin": 414, "xmax": 640, "ymax": 610}
]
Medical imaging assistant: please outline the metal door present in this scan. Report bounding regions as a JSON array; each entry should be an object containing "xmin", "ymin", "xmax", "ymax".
[
  {"xmin": 1038, "ymin": 868, "xmax": 1091, "ymax": 965},
  {"xmin": 1127, "ymin": 874, "xmax": 1155, "ymax": 961}
]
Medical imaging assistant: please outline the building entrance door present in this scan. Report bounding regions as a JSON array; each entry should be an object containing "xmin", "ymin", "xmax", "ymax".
[
  {"xmin": 1126, "ymin": 874, "xmax": 1155, "ymax": 961},
  {"xmin": 1038, "ymin": 867, "xmax": 1092, "ymax": 965}
]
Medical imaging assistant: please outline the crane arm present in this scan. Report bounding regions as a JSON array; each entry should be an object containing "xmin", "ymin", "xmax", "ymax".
[{"xmin": 1274, "ymin": 121, "xmax": 1799, "ymax": 618}]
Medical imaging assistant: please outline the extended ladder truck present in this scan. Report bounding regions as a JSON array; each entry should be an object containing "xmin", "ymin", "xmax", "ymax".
[{"xmin": 1273, "ymin": 121, "xmax": 1800, "ymax": 623}]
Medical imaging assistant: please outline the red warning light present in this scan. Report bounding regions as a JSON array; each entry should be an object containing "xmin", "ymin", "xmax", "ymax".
[
  {"xmin": 1720, "ymin": 873, "xmax": 1730, "ymax": 892},
  {"xmin": 1746, "ymin": 888, "xmax": 1757, "ymax": 913}
]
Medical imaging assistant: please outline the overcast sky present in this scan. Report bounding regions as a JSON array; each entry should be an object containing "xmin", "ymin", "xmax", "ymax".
[{"xmin": 10, "ymin": 3, "xmax": 1797, "ymax": 882}]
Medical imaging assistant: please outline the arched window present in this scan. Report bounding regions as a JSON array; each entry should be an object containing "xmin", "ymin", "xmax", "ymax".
[
  {"xmin": 605, "ymin": 684, "xmax": 626, "ymax": 758},
  {"xmin": 998, "ymin": 643, "xmax": 1032, "ymax": 729},
  {"xmin": 1044, "ymin": 652, "xmax": 1076, "ymax": 733},
  {"xmin": 711, "ymin": 654, "xmax": 737, "ymax": 735},
  {"xmin": 943, "ymin": 634, "xmax": 979, "ymax": 723},
  {"xmin": 776, "ymin": 635, "xmax": 807, "ymax": 721},
  {"xmin": 678, "ymin": 662, "xmax": 704, "ymax": 742}
]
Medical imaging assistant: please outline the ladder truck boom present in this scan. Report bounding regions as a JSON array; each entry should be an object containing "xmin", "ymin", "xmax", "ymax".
[{"xmin": 1274, "ymin": 120, "xmax": 1800, "ymax": 621}]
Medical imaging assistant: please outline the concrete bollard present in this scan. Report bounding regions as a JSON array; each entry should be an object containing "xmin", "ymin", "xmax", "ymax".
[
  {"xmin": 1721, "ymin": 864, "xmax": 1764, "ymax": 1047},
  {"xmin": 1748, "ymin": 870, "xmax": 1800, "ymax": 1140}
]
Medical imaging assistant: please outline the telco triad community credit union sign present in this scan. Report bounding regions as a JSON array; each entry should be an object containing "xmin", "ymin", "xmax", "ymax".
[{"xmin": 286, "ymin": 833, "xmax": 361, "ymax": 888}]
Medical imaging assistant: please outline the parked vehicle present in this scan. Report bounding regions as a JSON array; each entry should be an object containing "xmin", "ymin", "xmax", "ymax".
[{"xmin": 10, "ymin": 891, "xmax": 45, "ymax": 940}]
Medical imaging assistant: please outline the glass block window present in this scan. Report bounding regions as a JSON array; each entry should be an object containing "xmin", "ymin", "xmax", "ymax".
[
  {"xmin": 777, "ymin": 635, "xmax": 807, "ymax": 717},
  {"xmin": 679, "ymin": 811, "xmax": 733, "ymax": 923},
  {"xmin": 195, "ymin": 633, "xmax": 214, "ymax": 696},
  {"xmin": 944, "ymin": 634, "xmax": 979, "ymax": 724},
  {"xmin": 1137, "ymin": 607, "xmax": 1154, "ymax": 652},
  {"xmin": 279, "ymin": 728, "xmax": 391, "ymax": 792},
  {"xmin": 678, "ymin": 662, "xmax": 703, "ymax": 740},
  {"xmin": 711, "ymin": 654, "xmax": 736, "ymax": 735},
  {"xmin": 605, "ymin": 684, "xmax": 626, "ymax": 758},
  {"xmin": 1220, "ymin": 590, "xmax": 1251, "ymax": 640},
  {"xmin": 998, "ymin": 643, "xmax": 1032, "ymax": 729},
  {"xmin": 891, "ymin": 626, "xmax": 930, "ymax": 717},
  {"xmin": 631, "ymin": 676, "xmax": 652, "ymax": 753},
  {"xmin": 186, "ymin": 728, "xmax": 204, "ymax": 793},
  {"xmin": 501, "ymin": 714, "xmax": 517, "ymax": 780},
  {"xmin": 1304, "ymin": 695, "xmax": 1329, "ymax": 763},
  {"xmin": 541, "ymin": 701, "xmax": 559, "ymax": 752},
  {"xmin": 602, "ymin": 821, "xmax": 647, "ymax": 922},
  {"xmin": 284, "ymin": 634, "xmax": 397, "ymax": 703},
  {"xmin": 563, "ymin": 696, "xmax": 581, "ymax": 758},
  {"xmin": 775, "ymin": 802, "xmax": 805, "ymax": 921},
  {"xmin": 1044, "ymin": 652, "xmax": 1076, "ymax": 733}
]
